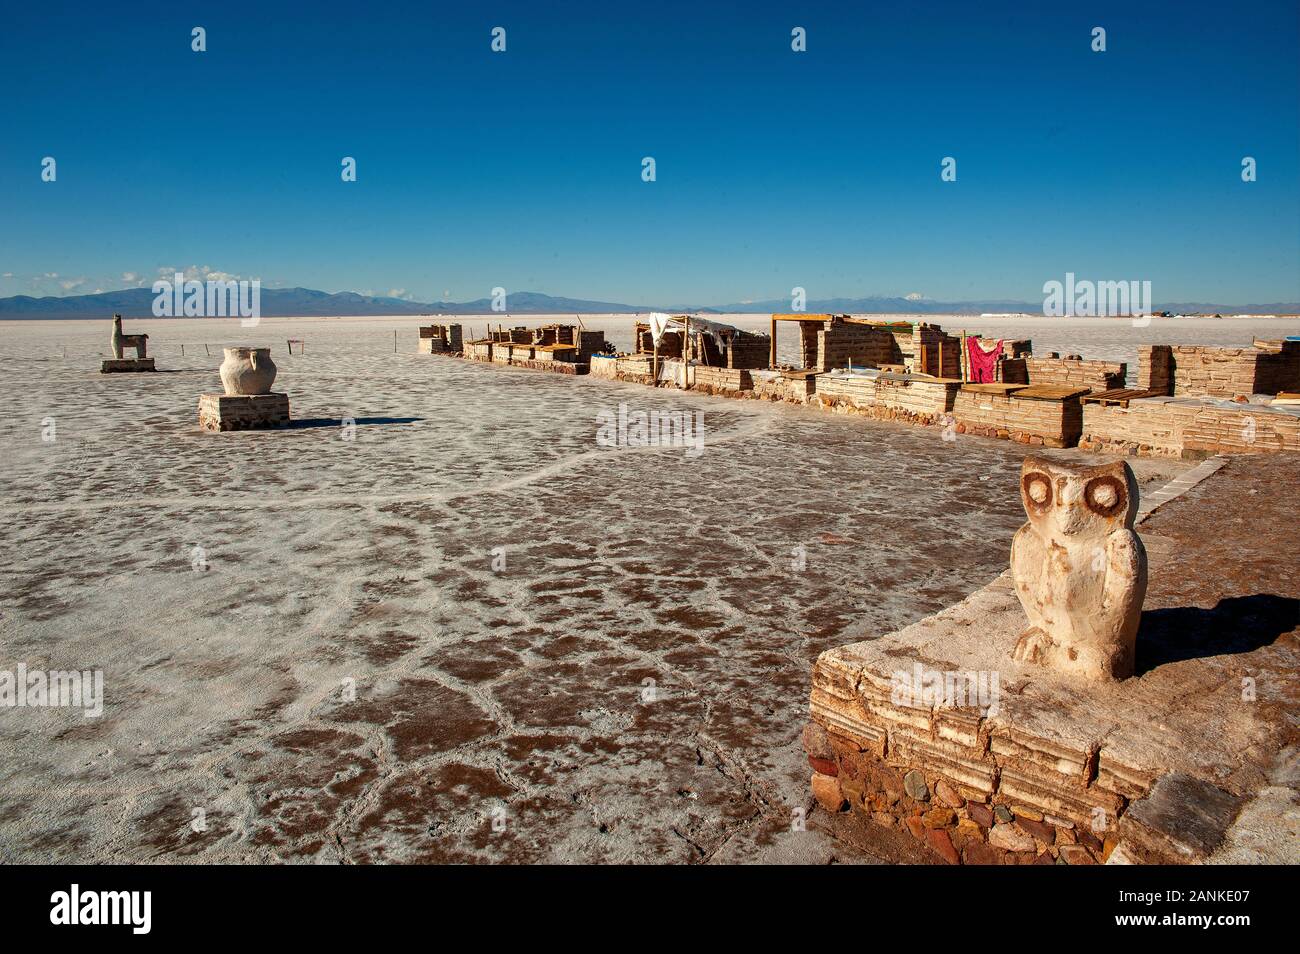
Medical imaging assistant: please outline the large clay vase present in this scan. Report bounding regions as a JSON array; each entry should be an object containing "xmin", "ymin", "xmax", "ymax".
[{"xmin": 219, "ymin": 346, "xmax": 277, "ymax": 395}]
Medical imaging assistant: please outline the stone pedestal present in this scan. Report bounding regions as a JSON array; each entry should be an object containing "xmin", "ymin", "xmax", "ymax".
[
  {"xmin": 805, "ymin": 570, "xmax": 1278, "ymax": 865},
  {"xmin": 198, "ymin": 393, "xmax": 290, "ymax": 432},
  {"xmin": 100, "ymin": 358, "xmax": 156, "ymax": 373}
]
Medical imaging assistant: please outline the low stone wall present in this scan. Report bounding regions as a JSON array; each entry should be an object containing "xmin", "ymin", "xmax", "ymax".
[
  {"xmin": 815, "ymin": 374, "xmax": 959, "ymax": 426},
  {"xmin": 509, "ymin": 358, "xmax": 586, "ymax": 375},
  {"xmin": 453, "ymin": 342, "xmax": 1300, "ymax": 459},
  {"xmin": 1141, "ymin": 341, "xmax": 1300, "ymax": 398},
  {"xmin": 805, "ymin": 721, "xmax": 1115, "ymax": 865},
  {"xmin": 1025, "ymin": 356, "xmax": 1126, "ymax": 392},
  {"xmin": 1080, "ymin": 399, "xmax": 1300, "ymax": 458},
  {"xmin": 1254, "ymin": 339, "xmax": 1300, "ymax": 394},
  {"xmin": 752, "ymin": 373, "xmax": 816, "ymax": 404},
  {"xmin": 689, "ymin": 366, "xmax": 752, "ymax": 393},
  {"xmin": 589, "ymin": 355, "xmax": 618, "ymax": 379},
  {"xmin": 817, "ymin": 321, "xmax": 897, "ymax": 372},
  {"xmin": 952, "ymin": 390, "xmax": 1082, "ymax": 447}
]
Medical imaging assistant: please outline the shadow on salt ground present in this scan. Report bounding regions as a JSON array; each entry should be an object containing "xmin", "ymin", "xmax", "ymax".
[
  {"xmin": 1135, "ymin": 594, "xmax": 1299, "ymax": 674},
  {"xmin": 288, "ymin": 417, "xmax": 424, "ymax": 429}
]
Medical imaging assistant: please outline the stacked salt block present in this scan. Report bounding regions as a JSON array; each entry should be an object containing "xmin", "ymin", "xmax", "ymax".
[
  {"xmin": 751, "ymin": 374, "xmax": 815, "ymax": 403},
  {"xmin": 1142, "ymin": 340, "xmax": 1300, "ymax": 399},
  {"xmin": 588, "ymin": 355, "xmax": 618, "ymax": 380},
  {"xmin": 1080, "ymin": 400, "xmax": 1300, "ymax": 458},
  {"xmin": 1024, "ymin": 356, "xmax": 1126, "ymax": 393},
  {"xmin": 815, "ymin": 375, "xmax": 960, "ymax": 427},
  {"xmin": 418, "ymin": 323, "xmax": 462, "ymax": 354},
  {"xmin": 952, "ymin": 389, "xmax": 1084, "ymax": 447},
  {"xmin": 198, "ymin": 347, "xmax": 291, "ymax": 432},
  {"xmin": 689, "ymin": 366, "xmax": 752, "ymax": 393}
]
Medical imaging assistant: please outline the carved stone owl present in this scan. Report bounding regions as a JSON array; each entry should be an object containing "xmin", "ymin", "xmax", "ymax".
[{"xmin": 1010, "ymin": 456, "xmax": 1147, "ymax": 682}]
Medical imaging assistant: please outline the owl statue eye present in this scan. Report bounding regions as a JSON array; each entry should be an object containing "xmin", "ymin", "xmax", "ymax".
[
  {"xmin": 1022, "ymin": 473, "xmax": 1052, "ymax": 510},
  {"xmin": 1084, "ymin": 475, "xmax": 1126, "ymax": 517}
]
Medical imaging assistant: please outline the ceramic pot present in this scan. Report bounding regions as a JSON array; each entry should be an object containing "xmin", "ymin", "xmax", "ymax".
[{"xmin": 219, "ymin": 346, "xmax": 277, "ymax": 395}]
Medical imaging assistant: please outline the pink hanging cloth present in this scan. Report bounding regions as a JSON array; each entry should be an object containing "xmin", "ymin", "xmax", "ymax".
[{"xmin": 965, "ymin": 337, "xmax": 1003, "ymax": 383}]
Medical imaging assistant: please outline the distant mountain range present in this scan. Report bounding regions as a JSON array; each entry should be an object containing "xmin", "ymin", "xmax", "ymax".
[{"xmin": 0, "ymin": 287, "xmax": 1295, "ymax": 318}]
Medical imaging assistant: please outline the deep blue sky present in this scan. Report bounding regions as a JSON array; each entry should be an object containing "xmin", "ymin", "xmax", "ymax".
[{"xmin": 2, "ymin": 0, "xmax": 1297, "ymax": 305}]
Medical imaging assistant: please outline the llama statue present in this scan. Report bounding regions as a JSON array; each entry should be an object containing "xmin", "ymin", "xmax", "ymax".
[{"xmin": 110, "ymin": 314, "xmax": 149, "ymax": 359}]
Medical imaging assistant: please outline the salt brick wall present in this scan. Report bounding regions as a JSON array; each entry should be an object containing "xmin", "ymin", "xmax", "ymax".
[
  {"xmin": 815, "ymin": 376, "xmax": 959, "ymax": 425},
  {"xmin": 953, "ymin": 391, "xmax": 1082, "ymax": 447},
  {"xmin": 690, "ymin": 366, "xmax": 751, "ymax": 392},
  {"xmin": 1000, "ymin": 359, "xmax": 1029, "ymax": 384},
  {"xmin": 798, "ymin": 322, "xmax": 821, "ymax": 369},
  {"xmin": 1080, "ymin": 402, "xmax": 1300, "ymax": 457},
  {"xmin": 1153, "ymin": 342, "xmax": 1300, "ymax": 398},
  {"xmin": 817, "ymin": 323, "xmax": 898, "ymax": 371},
  {"xmin": 589, "ymin": 356, "xmax": 618, "ymax": 379},
  {"xmin": 728, "ymin": 332, "xmax": 771, "ymax": 370},
  {"xmin": 752, "ymin": 375, "xmax": 815, "ymax": 403},
  {"xmin": 1253, "ymin": 340, "xmax": 1300, "ymax": 394},
  {"xmin": 1138, "ymin": 346, "xmax": 1172, "ymax": 394},
  {"xmin": 576, "ymin": 330, "xmax": 608, "ymax": 360},
  {"xmin": 913, "ymin": 325, "xmax": 963, "ymax": 378},
  {"xmin": 1024, "ymin": 357, "xmax": 1126, "ymax": 392}
]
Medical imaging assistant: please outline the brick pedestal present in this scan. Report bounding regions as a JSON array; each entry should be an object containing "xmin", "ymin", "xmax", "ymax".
[
  {"xmin": 806, "ymin": 571, "xmax": 1277, "ymax": 865},
  {"xmin": 100, "ymin": 358, "xmax": 156, "ymax": 373},
  {"xmin": 198, "ymin": 393, "xmax": 290, "ymax": 432}
]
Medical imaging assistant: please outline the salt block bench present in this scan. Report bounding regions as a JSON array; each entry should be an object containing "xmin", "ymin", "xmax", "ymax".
[{"xmin": 952, "ymin": 384, "xmax": 1088, "ymax": 447}]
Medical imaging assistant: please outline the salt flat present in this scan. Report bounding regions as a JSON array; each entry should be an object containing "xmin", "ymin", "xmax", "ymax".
[{"xmin": 0, "ymin": 316, "xmax": 1205, "ymax": 862}]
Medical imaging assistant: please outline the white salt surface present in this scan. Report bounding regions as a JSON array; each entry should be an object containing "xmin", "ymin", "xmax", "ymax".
[{"xmin": 0, "ymin": 315, "xmax": 1200, "ymax": 862}]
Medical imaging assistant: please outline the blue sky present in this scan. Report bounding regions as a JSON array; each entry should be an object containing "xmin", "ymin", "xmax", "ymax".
[{"xmin": 2, "ymin": 0, "xmax": 1297, "ymax": 305}]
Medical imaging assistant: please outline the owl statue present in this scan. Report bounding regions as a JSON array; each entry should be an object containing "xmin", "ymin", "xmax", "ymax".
[{"xmin": 1010, "ymin": 456, "xmax": 1147, "ymax": 682}]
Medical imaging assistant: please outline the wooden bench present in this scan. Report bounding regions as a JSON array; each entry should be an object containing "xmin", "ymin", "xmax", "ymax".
[
  {"xmin": 1080, "ymin": 388, "xmax": 1158, "ymax": 408},
  {"xmin": 1008, "ymin": 384, "xmax": 1091, "ymax": 401}
]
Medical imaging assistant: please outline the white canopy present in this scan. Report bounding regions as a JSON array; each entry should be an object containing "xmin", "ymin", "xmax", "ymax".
[{"xmin": 646, "ymin": 312, "xmax": 747, "ymax": 348}]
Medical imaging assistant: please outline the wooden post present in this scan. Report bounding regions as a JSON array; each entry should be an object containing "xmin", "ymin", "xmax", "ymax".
[
  {"xmin": 769, "ymin": 315, "xmax": 777, "ymax": 369},
  {"xmin": 959, "ymin": 329, "xmax": 967, "ymax": 383},
  {"xmin": 683, "ymin": 315, "xmax": 690, "ymax": 388}
]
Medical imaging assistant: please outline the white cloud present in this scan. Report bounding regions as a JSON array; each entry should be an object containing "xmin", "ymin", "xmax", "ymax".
[{"xmin": 157, "ymin": 265, "xmax": 242, "ymax": 282}]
